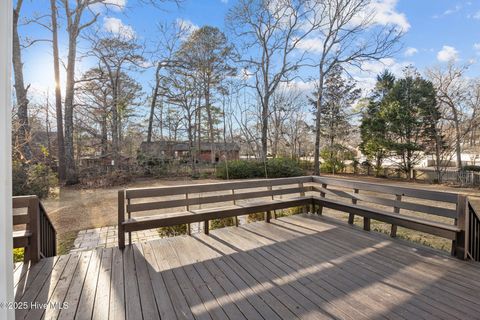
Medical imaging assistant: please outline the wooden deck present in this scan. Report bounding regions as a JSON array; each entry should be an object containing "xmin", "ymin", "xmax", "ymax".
[{"xmin": 14, "ymin": 214, "xmax": 480, "ymax": 320}]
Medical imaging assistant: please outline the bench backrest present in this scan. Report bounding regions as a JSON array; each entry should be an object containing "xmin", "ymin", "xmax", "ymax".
[
  {"xmin": 124, "ymin": 176, "xmax": 313, "ymax": 215},
  {"xmin": 312, "ymin": 176, "xmax": 460, "ymax": 221}
]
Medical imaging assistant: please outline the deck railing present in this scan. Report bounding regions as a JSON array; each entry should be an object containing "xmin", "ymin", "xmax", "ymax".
[
  {"xmin": 38, "ymin": 201, "xmax": 56, "ymax": 259},
  {"xmin": 467, "ymin": 200, "xmax": 480, "ymax": 261},
  {"xmin": 13, "ymin": 195, "xmax": 56, "ymax": 263}
]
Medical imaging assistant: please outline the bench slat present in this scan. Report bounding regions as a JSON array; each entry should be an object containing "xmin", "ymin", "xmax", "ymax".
[
  {"xmin": 313, "ymin": 176, "xmax": 458, "ymax": 203},
  {"xmin": 126, "ymin": 176, "xmax": 313, "ymax": 199},
  {"xmin": 127, "ymin": 186, "xmax": 310, "ymax": 213},
  {"xmin": 123, "ymin": 197, "xmax": 311, "ymax": 232},
  {"xmin": 312, "ymin": 186, "xmax": 457, "ymax": 219}
]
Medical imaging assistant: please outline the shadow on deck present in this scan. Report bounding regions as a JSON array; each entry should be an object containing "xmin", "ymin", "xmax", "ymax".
[{"xmin": 13, "ymin": 214, "xmax": 480, "ymax": 320}]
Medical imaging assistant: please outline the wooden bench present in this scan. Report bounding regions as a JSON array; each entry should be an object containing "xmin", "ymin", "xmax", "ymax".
[
  {"xmin": 118, "ymin": 176, "xmax": 313, "ymax": 248},
  {"xmin": 13, "ymin": 195, "xmax": 57, "ymax": 263},
  {"xmin": 118, "ymin": 175, "xmax": 474, "ymax": 260}
]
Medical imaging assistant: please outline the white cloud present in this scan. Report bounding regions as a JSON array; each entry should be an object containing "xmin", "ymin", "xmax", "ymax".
[
  {"xmin": 367, "ymin": 0, "xmax": 410, "ymax": 31},
  {"xmin": 404, "ymin": 47, "xmax": 418, "ymax": 57},
  {"xmin": 103, "ymin": 17, "xmax": 135, "ymax": 39},
  {"xmin": 474, "ymin": 43, "xmax": 480, "ymax": 54},
  {"xmin": 437, "ymin": 45, "xmax": 459, "ymax": 62},
  {"xmin": 279, "ymin": 80, "xmax": 316, "ymax": 92},
  {"xmin": 296, "ymin": 38, "xmax": 324, "ymax": 54},
  {"xmin": 473, "ymin": 10, "xmax": 480, "ymax": 19}
]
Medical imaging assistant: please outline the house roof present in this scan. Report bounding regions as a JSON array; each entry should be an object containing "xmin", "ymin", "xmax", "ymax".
[{"xmin": 140, "ymin": 141, "xmax": 240, "ymax": 152}]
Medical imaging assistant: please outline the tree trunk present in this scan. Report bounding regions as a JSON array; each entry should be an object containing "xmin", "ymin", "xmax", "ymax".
[
  {"xmin": 314, "ymin": 69, "xmax": 325, "ymax": 175},
  {"xmin": 50, "ymin": 0, "xmax": 66, "ymax": 181},
  {"xmin": 111, "ymin": 83, "xmax": 120, "ymax": 169},
  {"xmin": 452, "ymin": 109, "xmax": 462, "ymax": 169},
  {"xmin": 261, "ymin": 94, "xmax": 269, "ymax": 161},
  {"xmin": 205, "ymin": 84, "xmax": 216, "ymax": 163},
  {"xmin": 64, "ymin": 24, "xmax": 79, "ymax": 185},
  {"xmin": 12, "ymin": 0, "xmax": 32, "ymax": 161},
  {"xmin": 147, "ymin": 63, "xmax": 161, "ymax": 143}
]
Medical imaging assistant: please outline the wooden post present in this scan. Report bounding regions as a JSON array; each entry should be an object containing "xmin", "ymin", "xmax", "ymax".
[
  {"xmin": 390, "ymin": 194, "xmax": 402, "ymax": 237},
  {"xmin": 28, "ymin": 197, "xmax": 41, "ymax": 263},
  {"xmin": 232, "ymin": 189, "xmax": 239, "ymax": 226},
  {"xmin": 118, "ymin": 190, "xmax": 126, "ymax": 249},
  {"xmin": 348, "ymin": 189, "xmax": 359, "ymax": 224},
  {"xmin": 127, "ymin": 197, "xmax": 132, "ymax": 245},
  {"xmin": 186, "ymin": 193, "xmax": 191, "ymax": 235},
  {"xmin": 266, "ymin": 185, "xmax": 273, "ymax": 222},
  {"xmin": 317, "ymin": 183, "xmax": 327, "ymax": 215},
  {"xmin": 0, "ymin": 1, "xmax": 15, "ymax": 317},
  {"xmin": 299, "ymin": 182, "xmax": 307, "ymax": 213},
  {"xmin": 453, "ymin": 194, "xmax": 468, "ymax": 259},
  {"xmin": 363, "ymin": 217, "xmax": 371, "ymax": 231},
  {"xmin": 204, "ymin": 220, "xmax": 209, "ymax": 235}
]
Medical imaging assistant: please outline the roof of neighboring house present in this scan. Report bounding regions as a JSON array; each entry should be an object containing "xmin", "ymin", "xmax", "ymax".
[{"xmin": 140, "ymin": 141, "xmax": 240, "ymax": 152}]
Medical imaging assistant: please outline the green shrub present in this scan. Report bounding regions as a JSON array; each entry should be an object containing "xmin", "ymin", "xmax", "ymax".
[
  {"xmin": 216, "ymin": 160, "xmax": 262, "ymax": 179},
  {"xmin": 210, "ymin": 217, "xmax": 235, "ymax": 230},
  {"xmin": 13, "ymin": 161, "xmax": 58, "ymax": 198},
  {"xmin": 462, "ymin": 165, "xmax": 480, "ymax": 172},
  {"xmin": 247, "ymin": 212, "xmax": 265, "ymax": 222},
  {"xmin": 13, "ymin": 248, "xmax": 24, "ymax": 263},
  {"xmin": 158, "ymin": 224, "xmax": 188, "ymax": 237},
  {"xmin": 217, "ymin": 158, "xmax": 305, "ymax": 179},
  {"xmin": 265, "ymin": 158, "xmax": 305, "ymax": 178}
]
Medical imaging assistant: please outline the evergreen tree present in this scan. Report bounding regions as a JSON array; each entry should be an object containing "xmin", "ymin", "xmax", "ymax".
[{"xmin": 359, "ymin": 70, "xmax": 395, "ymax": 176}]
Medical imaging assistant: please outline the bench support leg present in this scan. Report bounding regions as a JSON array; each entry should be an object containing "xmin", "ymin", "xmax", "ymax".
[
  {"xmin": 317, "ymin": 205, "xmax": 323, "ymax": 215},
  {"xmin": 235, "ymin": 216, "xmax": 239, "ymax": 227},
  {"xmin": 348, "ymin": 213, "xmax": 354, "ymax": 224},
  {"xmin": 204, "ymin": 220, "xmax": 209, "ymax": 235},
  {"xmin": 265, "ymin": 211, "xmax": 271, "ymax": 223},
  {"xmin": 363, "ymin": 217, "xmax": 371, "ymax": 231},
  {"xmin": 187, "ymin": 223, "xmax": 191, "ymax": 235},
  {"xmin": 390, "ymin": 225, "xmax": 397, "ymax": 237}
]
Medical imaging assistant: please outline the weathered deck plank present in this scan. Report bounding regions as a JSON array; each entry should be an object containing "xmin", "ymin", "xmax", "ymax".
[{"xmin": 13, "ymin": 214, "xmax": 480, "ymax": 320}]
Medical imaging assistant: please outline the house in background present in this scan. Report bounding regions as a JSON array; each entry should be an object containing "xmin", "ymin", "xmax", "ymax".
[{"xmin": 139, "ymin": 141, "xmax": 240, "ymax": 163}]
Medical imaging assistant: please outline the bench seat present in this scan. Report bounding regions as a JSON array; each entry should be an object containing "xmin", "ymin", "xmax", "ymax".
[
  {"xmin": 123, "ymin": 196, "xmax": 312, "ymax": 232},
  {"xmin": 312, "ymin": 196, "xmax": 460, "ymax": 240}
]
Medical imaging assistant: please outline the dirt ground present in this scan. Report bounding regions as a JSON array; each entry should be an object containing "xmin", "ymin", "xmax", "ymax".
[{"xmin": 43, "ymin": 174, "xmax": 480, "ymax": 254}]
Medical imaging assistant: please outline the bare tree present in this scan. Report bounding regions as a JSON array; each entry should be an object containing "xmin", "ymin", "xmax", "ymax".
[
  {"xmin": 426, "ymin": 63, "xmax": 479, "ymax": 169},
  {"xmin": 147, "ymin": 22, "xmax": 187, "ymax": 143},
  {"xmin": 311, "ymin": 0, "xmax": 402, "ymax": 174},
  {"xmin": 89, "ymin": 33, "xmax": 144, "ymax": 169},
  {"xmin": 12, "ymin": 0, "xmax": 32, "ymax": 160},
  {"xmin": 50, "ymin": 0, "xmax": 66, "ymax": 181},
  {"xmin": 227, "ymin": 0, "xmax": 323, "ymax": 160}
]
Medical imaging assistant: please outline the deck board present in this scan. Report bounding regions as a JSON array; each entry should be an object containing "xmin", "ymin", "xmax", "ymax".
[{"xmin": 13, "ymin": 214, "xmax": 480, "ymax": 320}]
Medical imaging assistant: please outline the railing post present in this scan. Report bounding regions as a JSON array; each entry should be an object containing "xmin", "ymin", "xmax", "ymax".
[
  {"xmin": 317, "ymin": 183, "xmax": 327, "ymax": 215},
  {"xmin": 118, "ymin": 190, "xmax": 126, "ymax": 249},
  {"xmin": 186, "ymin": 193, "xmax": 191, "ymax": 235},
  {"xmin": 348, "ymin": 189, "xmax": 359, "ymax": 224},
  {"xmin": 28, "ymin": 196, "xmax": 41, "ymax": 263},
  {"xmin": 391, "ymin": 194, "xmax": 402, "ymax": 237},
  {"xmin": 453, "ymin": 194, "xmax": 468, "ymax": 259}
]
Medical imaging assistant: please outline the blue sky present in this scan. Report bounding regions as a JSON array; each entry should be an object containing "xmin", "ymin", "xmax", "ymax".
[{"xmin": 19, "ymin": 0, "xmax": 480, "ymax": 101}]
